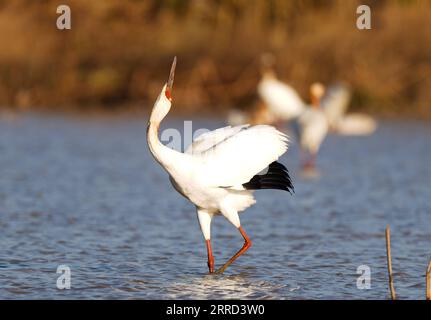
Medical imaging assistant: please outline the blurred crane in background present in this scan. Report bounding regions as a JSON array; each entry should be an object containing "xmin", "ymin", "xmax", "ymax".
[
  {"xmin": 256, "ymin": 54, "xmax": 305, "ymax": 124},
  {"xmin": 227, "ymin": 54, "xmax": 378, "ymax": 171},
  {"xmin": 293, "ymin": 83, "xmax": 329, "ymax": 170}
]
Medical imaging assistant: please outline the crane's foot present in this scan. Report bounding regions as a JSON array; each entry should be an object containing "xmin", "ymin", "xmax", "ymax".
[
  {"xmin": 208, "ymin": 262, "xmax": 214, "ymax": 274},
  {"xmin": 215, "ymin": 263, "xmax": 231, "ymax": 274},
  {"xmin": 215, "ymin": 229, "xmax": 252, "ymax": 274},
  {"xmin": 215, "ymin": 244, "xmax": 252, "ymax": 274}
]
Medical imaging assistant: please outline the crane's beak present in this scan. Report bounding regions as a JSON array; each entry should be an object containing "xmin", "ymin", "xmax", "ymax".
[{"xmin": 167, "ymin": 56, "xmax": 176, "ymax": 93}]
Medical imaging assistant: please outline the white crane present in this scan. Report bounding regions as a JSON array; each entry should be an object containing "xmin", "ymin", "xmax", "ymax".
[
  {"xmin": 257, "ymin": 70, "xmax": 377, "ymax": 137},
  {"xmin": 147, "ymin": 57, "xmax": 294, "ymax": 274},
  {"xmin": 293, "ymin": 83, "xmax": 329, "ymax": 170}
]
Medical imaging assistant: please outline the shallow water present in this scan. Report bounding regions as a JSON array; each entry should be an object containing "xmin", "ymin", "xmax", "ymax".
[{"xmin": 0, "ymin": 114, "xmax": 430, "ymax": 299}]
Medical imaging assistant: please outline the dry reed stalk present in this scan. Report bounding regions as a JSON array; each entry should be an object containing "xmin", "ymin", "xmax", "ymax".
[
  {"xmin": 426, "ymin": 260, "xmax": 431, "ymax": 300},
  {"xmin": 385, "ymin": 225, "xmax": 396, "ymax": 300}
]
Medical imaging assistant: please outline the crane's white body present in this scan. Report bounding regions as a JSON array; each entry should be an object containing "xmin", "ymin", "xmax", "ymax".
[
  {"xmin": 147, "ymin": 86, "xmax": 289, "ymax": 240},
  {"xmin": 295, "ymin": 107, "xmax": 329, "ymax": 155},
  {"xmin": 257, "ymin": 74, "xmax": 305, "ymax": 121}
]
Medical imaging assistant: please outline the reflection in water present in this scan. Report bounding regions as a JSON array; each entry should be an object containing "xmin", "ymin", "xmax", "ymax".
[
  {"xmin": 164, "ymin": 273, "xmax": 291, "ymax": 300},
  {"xmin": 0, "ymin": 115, "xmax": 430, "ymax": 299}
]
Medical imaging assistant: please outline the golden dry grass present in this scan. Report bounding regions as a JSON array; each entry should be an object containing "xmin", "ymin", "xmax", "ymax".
[{"xmin": 0, "ymin": 0, "xmax": 430, "ymax": 117}]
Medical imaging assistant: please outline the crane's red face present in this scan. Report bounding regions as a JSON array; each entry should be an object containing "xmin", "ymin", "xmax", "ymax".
[
  {"xmin": 165, "ymin": 56, "xmax": 176, "ymax": 102},
  {"xmin": 165, "ymin": 88, "xmax": 172, "ymax": 101}
]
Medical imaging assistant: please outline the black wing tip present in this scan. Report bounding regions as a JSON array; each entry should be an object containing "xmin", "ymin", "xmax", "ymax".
[{"xmin": 243, "ymin": 161, "xmax": 294, "ymax": 194}]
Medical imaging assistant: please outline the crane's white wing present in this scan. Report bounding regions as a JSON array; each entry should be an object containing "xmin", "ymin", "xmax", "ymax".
[
  {"xmin": 194, "ymin": 125, "xmax": 288, "ymax": 188},
  {"xmin": 334, "ymin": 113, "xmax": 377, "ymax": 136},
  {"xmin": 185, "ymin": 124, "xmax": 249, "ymax": 155},
  {"xmin": 322, "ymin": 84, "xmax": 351, "ymax": 127},
  {"xmin": 257, "ymin": 78, "xmax": 305, "ymax": 120}
]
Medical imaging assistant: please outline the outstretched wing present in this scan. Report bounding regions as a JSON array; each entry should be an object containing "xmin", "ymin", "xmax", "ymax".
[
  {"xmin": 334, "ymin": 113, "xmax": 377, "ymax": 136},
  {"xmin": 185, "ymin": 125, "xmax": 249, "ymax": 155},
  {"xmin": 194, "ymin": 125, "xmax": 288, "ymax": 188},
  {"xmin": 322, "ymin": 83, "xmax": 351, "ymax": 127},
  {"xmin": 258, "ymin": 78, "xmax": 305, "ymax": 119}
]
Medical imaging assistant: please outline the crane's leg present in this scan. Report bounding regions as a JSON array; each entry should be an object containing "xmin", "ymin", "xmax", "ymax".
[
  {"xmin": 302, "ymin": 150, "xmax": 317, "ymax": 170},
  {"xmin": 206, "ymin": 239, "xmax": 214, "ymax": 273},
  {"xmin": 300, "ymin": 149, "xmax": 307, "ymax": 169},
  {"xmin": 309, "ymin": 152, "xmax": 317, "ymax": 169},
  {"xmin": 301, "ymin": 149, "xmax": 312, "ymax": 170},
  {"xmin": 216, "ymin": 226, "xmax": 252, "ymax": 274},
  {"xmin": 197, "ymin": 209, "xmax": 214, "ymax": 273}
]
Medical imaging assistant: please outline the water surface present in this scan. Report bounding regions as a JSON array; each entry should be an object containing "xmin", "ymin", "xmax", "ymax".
[{"xmin": 0, "ymin": 114, "xmax": 430, "ymax": 299}]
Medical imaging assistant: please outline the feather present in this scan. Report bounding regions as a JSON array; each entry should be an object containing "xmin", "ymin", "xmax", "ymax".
[
  {"xmin": 243, "ymin": 161, "xmax": 294, "ymax": 194},
  {"xmin": 193, "ymin": 125, "xmax": 289, "ymax": 188}
]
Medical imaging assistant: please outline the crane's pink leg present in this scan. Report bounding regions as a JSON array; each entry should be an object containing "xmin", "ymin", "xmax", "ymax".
[
  {"xmin": 310, "ymin": 152, "xmax": 317, "ymax": 169},
  {"xmin": 206, "ymin": 239, "xmax": 215, "ymax": 273},
  {"xmin": 301, "ymin": 150, "xmax": 313, "ymax": 170},
  {"xmin": 216, "ymin": 226, "xmax": 252, "ymax": 274},
  {"xmin": 300, "ymin": 149, "xmax": 308, "ymax": 169}
]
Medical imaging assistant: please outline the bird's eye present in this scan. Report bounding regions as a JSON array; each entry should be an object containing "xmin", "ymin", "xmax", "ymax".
[{"xmin": 165, "ymin": 89, "xmax": 172, "ymax": 101}]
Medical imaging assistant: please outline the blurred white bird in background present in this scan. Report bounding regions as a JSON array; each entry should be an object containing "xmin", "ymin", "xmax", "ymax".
[
  {"xmin": 257, "ymin": 54, "xmax": 305, "ymax": 123},
  {"xmin": 227, "ymin": 54, "xmax": 304, "ymax": 127},
  {"xmin": 334, "ymin": 113, "xmax": 377, "ymax": 135},
  {"xmin": 322, "ymin": 83, "xmax": 377, "ymax": 136},
  {"xmin": 147, "ymin": 57, "xmax": 294, "ymax": 274},
  {"xmin": 226, "ymin": 54, "xmax": 378, "ymax": 172},
  {"xmin": 293, "ymin": 83, "xmax": 329, "ymax": 170},
  {"xmin": 228, "ymin": 53, "xmax": 377, "ymax": 138}
]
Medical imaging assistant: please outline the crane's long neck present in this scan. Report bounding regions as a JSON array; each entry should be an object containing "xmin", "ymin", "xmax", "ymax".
[
  {"xmin": 147, "ymin": 119, "xmax": 174, "ymax": 171},
  {"xmin": 147, "ymin": 107, "xmax": 191, "ymax": 181},
  {"xmin": 147, "ymin": 85, "xmax": 191, "ymax": 176},
  {"xmin": 311, "ymin": 96, "xmax": 320, "ymax": 109},
  {"xmin": 311, "ymin": 91, "xmax": 323, "ymax": 109}
]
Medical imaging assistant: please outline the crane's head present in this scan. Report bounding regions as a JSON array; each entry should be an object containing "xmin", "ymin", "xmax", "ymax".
[
  {"xmin": 310, "ymin": 82, "xmax": 325, "ymax": 108},
  {"xmin": 165, "ymin": 56, "xmax": 176, "ymax": 102},
  {"xmin": 150, "ymin": 56, "xmax": 177, "ymax": 123}
]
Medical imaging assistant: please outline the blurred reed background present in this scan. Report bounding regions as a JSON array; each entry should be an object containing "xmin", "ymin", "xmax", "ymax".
[{"xmin": 0, "ymin": 0, "xmax": 430, "ymax": 117}]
